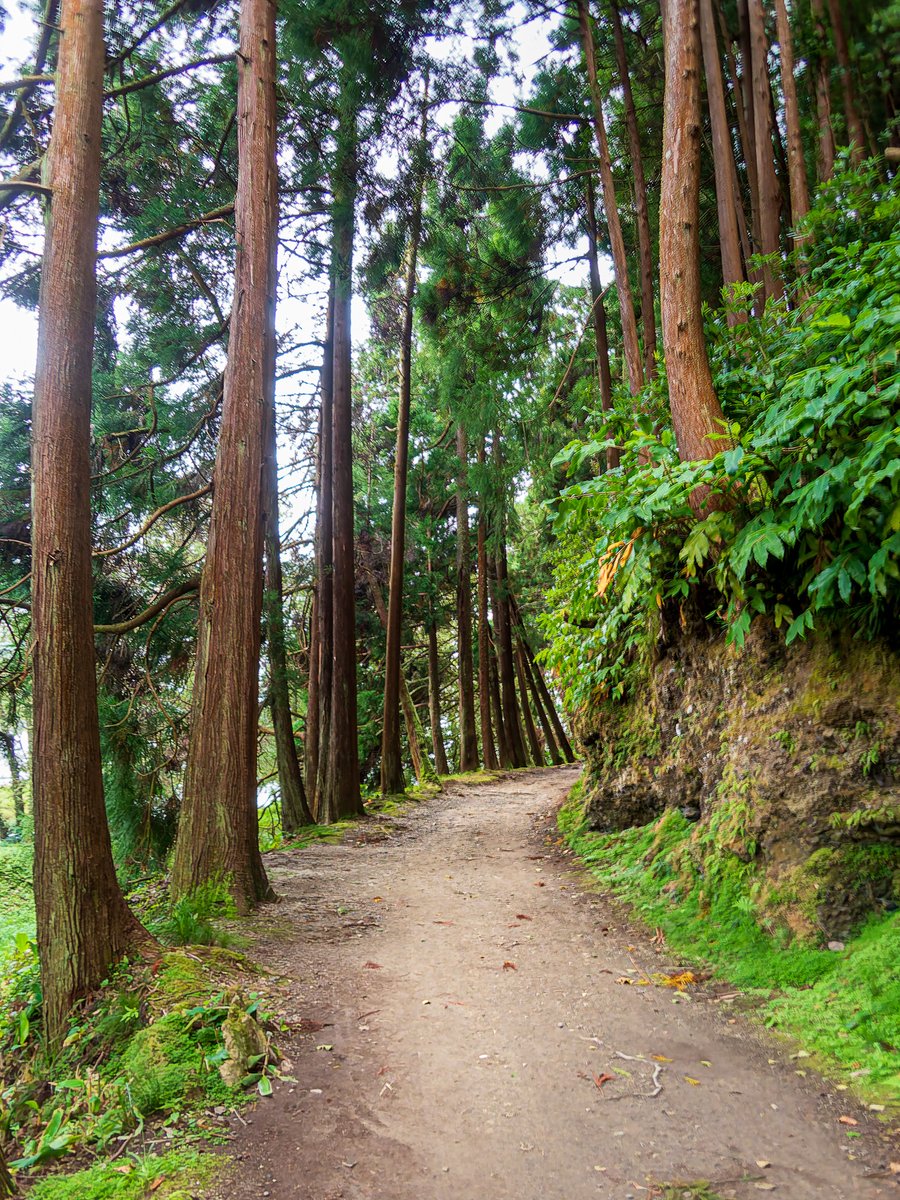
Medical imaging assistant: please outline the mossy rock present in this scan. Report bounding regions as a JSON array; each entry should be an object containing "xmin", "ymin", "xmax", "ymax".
[{"xmin": 219, "ymin": 1002, "xmax": 268, "ymax": 1087}]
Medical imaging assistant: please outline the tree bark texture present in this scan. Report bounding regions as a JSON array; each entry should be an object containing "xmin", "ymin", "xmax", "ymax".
[
  {"xmin": 584, "ymin": 175, "xmax": 619, "ymax": 468},
  {"xmin": 509, "ymin": 594, "xmax": 575, "ymax": 763},
  {"xmin": 455, "ymin": 426, "xmax": 479, "ymax": 772},
  {"xmin": 747, "ymin": 0, "xmax": 785, "ymax": 302},
  {"xmin": 518, "ymin": 639, "xmax": 562, "ymax": 765},
  {"xmin": 172, "ymin": 0, "xmax": 278, "ymax": 908},
  {"xmin": 426, "ymin": 595, "xmax": 450, "ymax": 777},
  {"xmin": 309, "ymin": 284, "xmax": 335, "ymax": 814},
  {"xmin": 772, "ymin": 0, "xmax": 811, "ymax": 254},
  {"xmin": 31, "ymin": 0, "xmax": 149, "ymax": 1042},
  {"xmin": 577, "ymin": 0, "xmax": 645, "ymax": 396},
  {"xmin": 319, "ymin": 110, "xmax": 364, "ymax": 824},
  {"xmin": 264, "ymin": 376, "xmax": 313, "ymax": 832},
  {"xmin": 661, "ymin": 0, "xmax": 732, "ymax": 466},
  {"xmin": 824, "ymin": 0, "xmax": 867, "ymax": 161},
  {"xmin": 381, "ymin": 91, "xmax": 427, "ymax": 796},
  {"xmin": 514, "ymin": 641, "xmax": 544, "ymax": 766},
  {"xmin": 700, "ymin": 0, "xmax": 747, "ymax": 320},
  {"xmin": 609, "ymin": 0, "xmax": 657, "ymax": 378},
  {"xmin": 493, "ymin": 540, "xmax": 527, "ymax": 768},
  {"xmin": 476, "ymin": 444, "xmax": 499, "ymax": 772},
  {"xmin": 810, "ymin": 0, "xmax": 837, "ymax": 180}
]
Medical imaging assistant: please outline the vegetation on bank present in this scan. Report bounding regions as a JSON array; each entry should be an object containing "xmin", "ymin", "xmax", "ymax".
[{"xmin": 559, "ymin": 783, "xmax": 900, "ymax": 1100}]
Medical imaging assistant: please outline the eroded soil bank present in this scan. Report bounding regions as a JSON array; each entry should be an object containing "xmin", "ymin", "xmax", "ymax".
[{"xmin": 210, "ymin": 767, "xmax": 898, "ymax": 1200}]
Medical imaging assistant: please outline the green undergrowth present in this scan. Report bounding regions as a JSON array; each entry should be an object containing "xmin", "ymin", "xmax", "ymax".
[
  {"xmin": 560, "ymin": 782, "xmax": 900, "ymax": 1100},
  {"xmin": 0, "ymin": 945, "xmax": 280, "ymax": 1190},
  {"xmin": 0, "ymin": 840, "xmax": 34, "ymax": 954},
  {"xmin": 441, "ymin": 769, "xmax": 505, "ymax": 785},
  {"xmin": 26, "ymin": 1148, "xmax": 224, "ymax": 1200}
]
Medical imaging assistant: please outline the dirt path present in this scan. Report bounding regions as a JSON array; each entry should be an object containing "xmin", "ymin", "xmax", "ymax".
[{"xmin": 212, "ymin": 767, "xmax": 898, "ymax": 1200}]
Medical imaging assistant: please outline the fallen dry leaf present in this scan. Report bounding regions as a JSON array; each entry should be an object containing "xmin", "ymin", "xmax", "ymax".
[
  {"xmin": 149, "ymin": 1179, "xmax": 165, "ymax": 1193},
  {"xmin": 502, "ymin": 961, "xmax": 517, "ymax": 971},
  {"xmin": 651, "ymin": 1055, "xmax": 673, "ymax": 1063},
  {"xmin": 515, "ymin": 914, "xmax": 533, "ymax": 921},
  {"xmin": 372, "ymin": 896, "xmax": 383, "ymax": 902},
  {"xmin": 615, "ymin": 976, "xmax": 633, "ymax": 985},
  {"xmin": 593, "ymin": 1072, "xmax": 616, "ymax": 1089},
  {"xmin": 433, "ymin": 920, "xmax": 454, "ymax": 926},
  {"xmin": 684, "ymin": 1076, "xmax": 701, "ymax": 1086},
  {"xmin": 533, "ymin": 881, "xmax": 546, "ymax": 887},
  {"xmin": 756, "ymin": 1159, "xmax": 771, "ymax": 1169},
  {"xmin": 113, "ymin": 1165, "xmax": 133, "ymax": 1175},
  {"xmin": 889, "ymin": 1162, "xmax": 900, "ymax": 1174},
  {"xmin": 657, "ymin": 970, "xmax": 696, "ymax": 990},
  {"xmin": 838, "ymin": 1116, "xmax": 858, "ymax": 1127},
  {"xmin": 363, "ymin": 961, "xmax": 382, "ymax": 969},
  {"xmin": 754, "ymin": 1184, "xmax": 776, "ymax": 1192}
]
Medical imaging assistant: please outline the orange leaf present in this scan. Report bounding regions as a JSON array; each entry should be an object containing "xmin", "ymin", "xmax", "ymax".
[
  {"xmin": 363, "ymin": 961, "xmax": 382, "ymax": 969},
  {"xmin": 838, "ymin": 1116, "xmax": 858, "ymax": 1126},
  {"xmin": 593, "ymin": 1072, "xmax": 615, "ymax": 1089},
  {"xmin": 502, "ymin": 961, "xmax": 517, "ymax": 971}
]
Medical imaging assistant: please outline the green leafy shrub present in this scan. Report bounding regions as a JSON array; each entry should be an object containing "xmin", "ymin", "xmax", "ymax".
[{"xmin": 540, "ymin": 164, "xmax": 900, "ymax": 715}]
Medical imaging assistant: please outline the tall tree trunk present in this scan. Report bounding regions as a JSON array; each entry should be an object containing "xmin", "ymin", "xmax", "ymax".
[
  {"xmin": 493, "ymin": 537, "xmax": 527, "ymax": 768},
  {"xmin": 173, "ymin": 0, "xmax": 277, "ymax": 908},
  {"xmin": 455, "ymin": 426, "xmax": 479, "ymax": 772},
  {"xmin": 381, "ymin": 86, "xmax": 428, "ymax": 796},
  {"xmin": 364, "ymin": 562, "xmax": 439, "ymax": 788},
  {"xmin": 824, "ymin": 0, "xmax": 866, "ymax": 161},
  {"xmin": 609, "ymin": 0, "xmax": 657, "ymax": 378},
  {"xmin": 318, "ymin": 108, "xmax": 365, "ymax": 824},
  {"xmin": 773, "ymin": 0, "xmax": 811, "ymax": 256},
  {"xmin": 517, "ymin": 640, "xmax": 562, "ymax": 766},
  {"xmin": 425, "ymin": 583, "xmax": 450, "ymax": 777},
  {"xmin": 487, "ymin": 611, "xmax": 512, "ymax": 768},
  {"xmin": 0, "ymin": 732, "xmax": 25, "ymax": 824},
  {"xmin": 700, "ymin": 0, "xmax": 747, "ymax": 320},
  {"xmin": 264, "ymin": 379, "xmax": 313, "ymax": 832},
  {"xmin": 810, "ymin": 0, "xmax": 837, "ymax": 180},
  {"xmin": 309, "ymin": 285, "xmax": 335, "ymax": 814},
  {"xmin": 734, "ymin": 0, "xmax": 764, "ymax": 284},
  {"xmin": 510, "ymin": 594, "xmax": 576, "ymax": 763},
  {"xmin": 584, "ymin": 175, "xmax": 619, "ymax": 469},
  {"xmin": 661, "ymin": 0, "xmax": 733, "ymax": 471},
  {"xmin": 577, "ymin": 0, "xmax": 645, "ymax": 396},
  {"xmin": 514, "ymin": 642, "xmax": 544, "ymax": 766},
  {"xmin": 31, "ymin": 0, "xmax": 149, "ymax": 1042},
  {"xmin": 476, "ymin": 443, "xmax": 499, "ymax": 772},
  {"xmin": 747, "ymin": 0, "xmax": 785, "ymax": 302}
]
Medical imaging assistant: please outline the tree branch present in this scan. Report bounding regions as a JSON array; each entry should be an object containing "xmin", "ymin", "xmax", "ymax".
[
  {"xmin": 93, "ymin": 483, "xmax": 212, "ymax": 558},
  {"xmin": 98, "ymin": 203, "xmax": 234, "ymax": 259},
  {"xmin": 94, "ymin": 576, "xmax": 200, "ymax": 635}
]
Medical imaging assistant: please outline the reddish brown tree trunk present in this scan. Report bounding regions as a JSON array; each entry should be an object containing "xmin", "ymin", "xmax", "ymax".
[
  {"xmin": 514, "ymin": 642, "xmax": 544, "ymax": 766},
  {"xmin": 309, "ymin": 285, "xmax": 335, "ymax": 814},
  {"xmin": 31, "ymin": 0, "xmax": 149, "ymax": 1042},
  {"xmin": 747, "ymin": 0, "xmax": 785, "ymax": 302},
  {"xmin": 734, "ymin": 0, "xmax": 764, "ymax": 284},
  {"xmin": 455, "ymin": 426, "xmax": 479, "ymax": 772},
  {"xmin": 584, "ymin": 175, "xmax": 618, "ymax": 468},
  {"xmin": 318, "ymin": 117, "xmax": 365, "ymax": 823},
  {"xmin": 172, "ymin": 0, "xmax": 277, "ymax": 907},
  {"xmin": 577, "ymin": 0, "xmax": 645, "ymax": 396},
  {"xmin": 810, "ymin": 0, "xmax": 837, "ymax": 180},
  {"xmin": 493, "ymin": 539, "xmax": 527, "ymax": 767},
  {"xmin": 518, "ymin": 640, "xmax": 562, "ymax": 766},
  {"xmin": 773, "ymin": 0, "xmax": 811, "ymax": 256},
  {"xmin": 381, "ymin": 93, "xmax": 427, "ymax": 796},
  {"xmin": 661, "ymin": 0, "xmax": 732, "ymax": 468},
  {"xmin": 476, "ymin": 446, "xmax": 499, "ymax": 772},
  {"xmin": 700, "ymin": 0, "xmax": 747, "ymax": 320},
  {"xmin": 825, "ymin": 0, "xmax": 866, "ymax": 161},
  {"xmin": 426, "ymin": 583, "xmax": 450, "ymax": 777},
  {"xmin": 609, "ymin": 0, "xmax": 657, "ymax": 378},
  {"xmin": 264, "ymin": 368, "xmax": 313, "ymax": 832},
  {"xmin": 510, "ymin": 594, "xmax": 575, "ymax": 763}
]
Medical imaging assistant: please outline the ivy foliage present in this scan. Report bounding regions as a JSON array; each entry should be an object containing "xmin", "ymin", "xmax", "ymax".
[{"xmin": 540, "ymin": 166, "xmax": 900, "ymax": 716}]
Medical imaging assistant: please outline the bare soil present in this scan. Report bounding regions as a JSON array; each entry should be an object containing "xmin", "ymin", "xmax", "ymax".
[{"xmin": 211, "ymin": 766, "xmax": 899, "ymax": 1200}]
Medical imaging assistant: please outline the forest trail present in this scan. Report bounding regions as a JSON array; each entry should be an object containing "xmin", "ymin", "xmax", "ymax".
[{"xmin": 211, "ymin": 768, "xmax": 896, "ymax": 1200}]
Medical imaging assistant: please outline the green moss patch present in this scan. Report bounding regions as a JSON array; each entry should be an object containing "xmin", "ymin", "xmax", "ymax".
[
  {"xmin": 560, "ymin": 787, "xmax": 900, "ymax": 1098},
  {"xmin": 27, "ymin": 1149, "xmax": 223, "ymax": 1200}
]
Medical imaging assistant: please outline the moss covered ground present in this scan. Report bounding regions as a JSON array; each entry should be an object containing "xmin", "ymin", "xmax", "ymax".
[
  {"xmin": 26, "ymin": 1148, "xmax": 224, "ymax": 1200},
  {"xmin": 559, "ymin": 783, "xmax": 900, "ymax": 1101}
]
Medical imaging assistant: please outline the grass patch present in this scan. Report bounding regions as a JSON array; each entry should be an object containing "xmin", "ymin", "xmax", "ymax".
[
  {"xmin": 440, "ymin": 769, "xmax": 504, "ymax": 785},
  {"xmin": 559, "ymin": 786, "xmax": 900, "ymax": 1100},
  {"xmin": 27, "ymin": 1148, "xmax": 224, "ymax": 1200}
]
